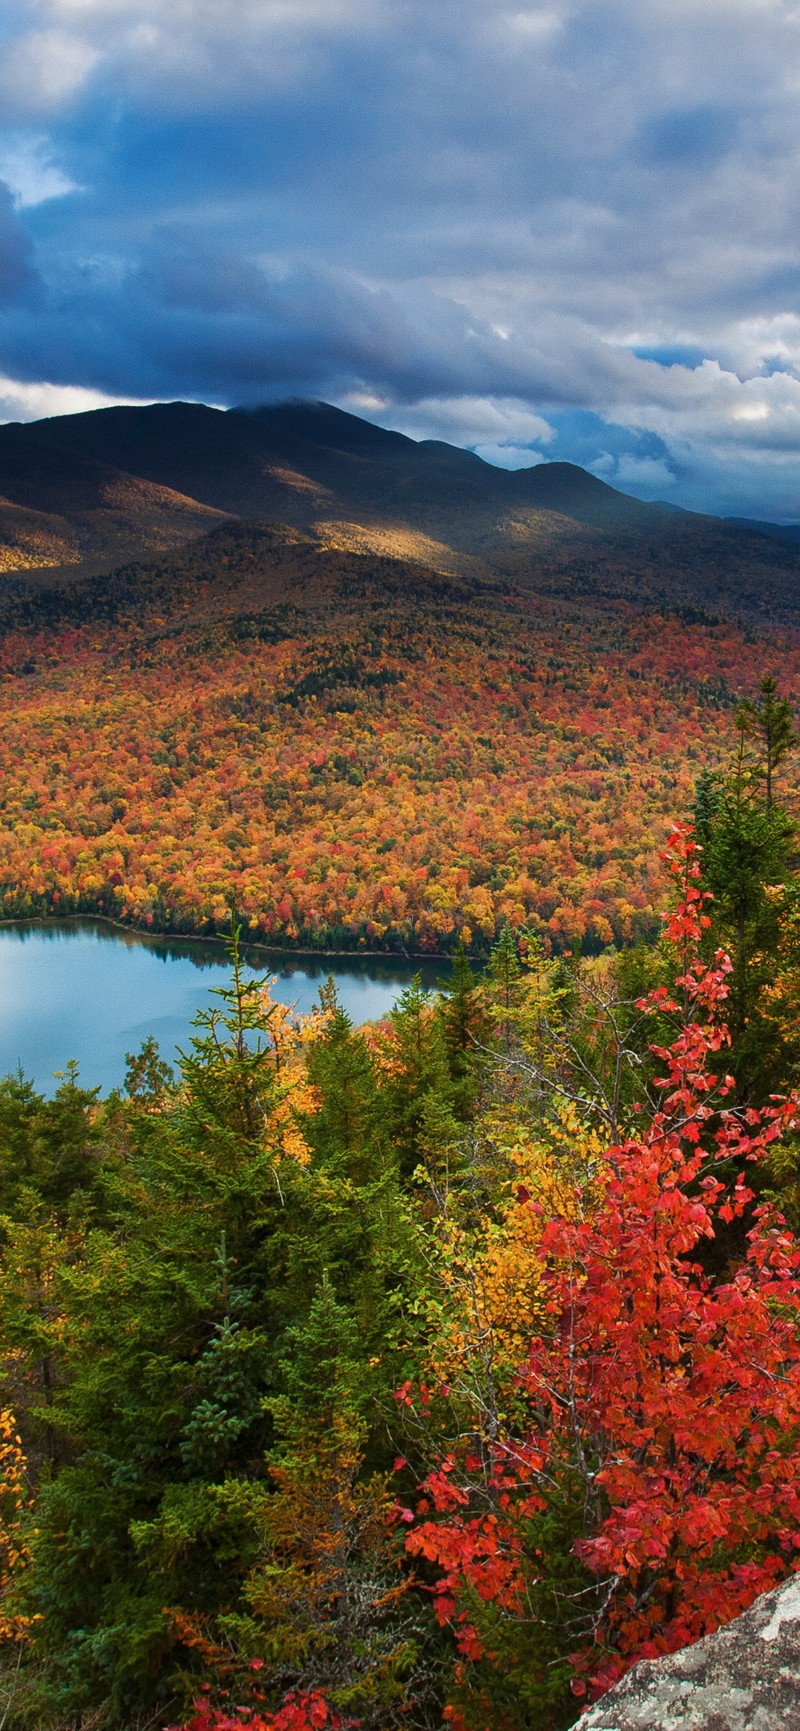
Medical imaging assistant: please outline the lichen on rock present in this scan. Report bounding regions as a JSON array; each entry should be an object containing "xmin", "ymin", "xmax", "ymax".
[{"xmin": 578, "ymin": 1572, "xmax": 800, "ymax": 1730}]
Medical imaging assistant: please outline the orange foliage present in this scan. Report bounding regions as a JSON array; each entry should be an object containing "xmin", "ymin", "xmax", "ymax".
[
  {"xmin": 1, "ymin": 550, "xmax": 797, "ymax": 952},
  {"xmin": 0, "ymin": 1409, "xmax": 32, "ymax": 1646}
]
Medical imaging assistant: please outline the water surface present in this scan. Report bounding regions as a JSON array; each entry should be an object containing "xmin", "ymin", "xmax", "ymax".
[{"xmin": 0, "ymin": 920, "xmax": 444, "ymax": 1095}]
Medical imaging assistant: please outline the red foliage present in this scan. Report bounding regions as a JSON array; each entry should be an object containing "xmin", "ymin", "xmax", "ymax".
[
  {"xmin": 405, "ymin": 826, "xmax": 800, "ymax": 1701},
  {"xmin": 171, "ymin": 1689, "xmax": 347, "ymax": 1731},
  {"xmin": 0, "ymin": 554, "xmax": 795, "ymax": 950}
]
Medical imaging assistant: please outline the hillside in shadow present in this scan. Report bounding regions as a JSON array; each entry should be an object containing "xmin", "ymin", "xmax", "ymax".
[{"xmin": 0, "ymin": 399, "xmax": 798, "ymax": 624}]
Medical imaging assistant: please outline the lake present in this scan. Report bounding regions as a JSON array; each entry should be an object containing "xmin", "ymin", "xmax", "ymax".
[{"xmin": 0, "ymin": 920, "xmax": 446, "ymax": 1095}]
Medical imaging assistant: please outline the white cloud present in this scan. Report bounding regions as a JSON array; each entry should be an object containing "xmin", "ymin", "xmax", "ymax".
[
  {"xmin": 0, "ymin": 0, "xmax": 388, "ymax": 110},
  {"xmin": 0, "ymin": 375, "xmax": 153, "ymax": 423},
  {"xmin": 473, "ymin": 442, "xmax": 548, "ymax": 468},
  {"xmin": 500, "ymin": 7, "xmax": 565, "ymax": 39},
  {"xmin": 0, "ymin": 137, "xmax": 82, "ymax": 207},
  {"xmin": 0, "ymin": 30, "xmax": 100, "ymax": 119},
  {"xmin": 612, "ymin": 454, "xmax": 676, "ymax": 489},
  {"xmin": 382, "ymin": 395, "xmax": 556, "ymax": 450}
]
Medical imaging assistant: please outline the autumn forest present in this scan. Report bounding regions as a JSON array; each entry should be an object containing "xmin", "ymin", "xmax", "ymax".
[
  {"xmin": 1, "ymin": 403, "xmax": 800, "ymax": 1729},
  {"xmin": 1, "ymin": 512, "xmax": 798, "ymax": 957}
]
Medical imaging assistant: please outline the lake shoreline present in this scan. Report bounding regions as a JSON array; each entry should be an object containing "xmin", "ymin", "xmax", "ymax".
[
  {"xmin": 0, "ymin": 920, "xmax": 439, "ymax": 1095},
  {"xmin": 0, "ymin": 911, "xmax": 453, "ymax": 965}
]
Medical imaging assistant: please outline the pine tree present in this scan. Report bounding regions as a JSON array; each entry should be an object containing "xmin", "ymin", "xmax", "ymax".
[
  {"xmin": 438, "ymin": 945, "xmax": 487, "ymax": 1119},
  {"xmin": 209, "ymin": 1278, "xmax": 423, "ymax": 1730},
  {"xmin": 735, "ymin": 672, "xmax": 797, "ymax": 812},
  {"xmin": 695, "ymin": 690, "xmax": 796, "ymax": 1102},
  {"xmin": 376, "ymin": 976, "xmax": 457, "ymax": 1177},
  {"xmin": 483, "ymin": 924, "xmax": 521, "ymax": 1054},
  {"xmin": 303, "ymin": 992, "xmax": 384, "ymax": 1184},
  {"xmin": 178, "ymin": 919, "xmax": 286, "ymax": 1149}
]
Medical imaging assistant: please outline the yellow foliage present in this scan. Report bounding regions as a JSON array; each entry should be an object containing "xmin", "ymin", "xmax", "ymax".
[
  {"xmin": 257, "ymin": 986, "xmax": 330, "ymax": 1169},
  {"xmin": 421, "ymin": 1102, "xmax": 605, "ymax": 1429}
]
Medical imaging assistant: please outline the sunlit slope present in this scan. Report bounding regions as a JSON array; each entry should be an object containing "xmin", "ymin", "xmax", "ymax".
[
  {"xmin": 0, "ymin": 419, "xmax": 228, "ymax": 576},
  {"xmin": 1, "ymin": 399, "xmax": 799, "ymax": 618}
]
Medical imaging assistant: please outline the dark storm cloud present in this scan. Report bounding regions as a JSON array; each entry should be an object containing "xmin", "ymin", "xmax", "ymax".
[{"xmin": 1, "ymin": 1, "xmax": 800, "ymax": 514}]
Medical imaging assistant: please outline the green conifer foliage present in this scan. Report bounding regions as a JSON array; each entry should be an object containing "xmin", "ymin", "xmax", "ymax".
[
  {"xmin": 484, "ymin": 923, "xmax": 522, "ymax": 1054},
  {"xmin": 210, "ymin": 1279, "xmax": 425, "ymax": 1729},
  {"xmin": 735, "ymin": 672, "xmax": 797, "ymax": 812},
  {"xmin": 0, "ymin": 1067, "xmax": 104, "ymax": 1222},
  {"xmin": 438, "ymin": 944, "xmax": 487, "ymax": 1119},
  {"xmin": 376, "ymin": 975, "xmax": 458, "ymax": 1177},
  {"xmin": 303, "ymin": 992, "xmax": 384, "ymax": 1182},
  {"xmin": 695, "ymin": 683, "xmax": 797, "ymax": 1103}
]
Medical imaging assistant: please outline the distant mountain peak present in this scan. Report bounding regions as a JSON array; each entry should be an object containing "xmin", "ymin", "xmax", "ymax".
[
  {"xmin": 0, "ymin": 395, "xmax": 797, "ymax": 607},
  {"xmin": 235, "ymin": 398, "xmax": 420, "ymax": 457}
]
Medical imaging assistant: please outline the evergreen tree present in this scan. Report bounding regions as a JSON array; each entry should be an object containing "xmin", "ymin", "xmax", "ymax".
[
  {"xmin": 9, "ymin": 940, "xmax": 324, "ymax": 1726},
  {"xmin": 484, "ymin": 923, "xmax": 522, "ymax": 1053},
  {"xmin": 735, "ymin": 672, "xmax": 797, "ymax": 812},
  {"xmin": 209, "ymin": 1279, "xmax": 427, "ymax": 1729},
  {"xmin": 438, "ymin": 944, "xmax": 487, "ymax": 1118},
  {"xmin": 694, "ymin": 688, "xmax": 797, "ymax": 1102},
  {"xmin": 376, "ymin": 975, "xmax": 458, "ymax": 1177},
  {"xmin": 178, "ymin": 919, "xmax": 285, "ymax": 1150},
  {"xmin": 0, "ymin": 1066, "xmax": 105, "ymax": 1223},
  {"xmin": 302, "ymin": 989, "xmax": 384, "ymax": 1183},
  {"xmin": 270, "ymin": 994, "xmax": 425, "ymax": 1473}
]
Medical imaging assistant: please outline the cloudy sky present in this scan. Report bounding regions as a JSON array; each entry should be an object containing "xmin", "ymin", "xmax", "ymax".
[{"xmin": 1, "ymin": 1, "xmax": 800, "ymax": 516}]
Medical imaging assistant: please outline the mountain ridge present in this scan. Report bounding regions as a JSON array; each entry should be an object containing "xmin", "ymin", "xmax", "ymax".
[
  {"xmin": 0, "ymin": 396, "xmax": 698, "ymax": 561},
  {"xmin": 0, "ymin": 398, "xmax": 799, "ymax": 623}
]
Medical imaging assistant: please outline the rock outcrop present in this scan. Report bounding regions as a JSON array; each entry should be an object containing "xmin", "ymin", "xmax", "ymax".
[{"xmin": 578, "ymin": 1573, "xmax": 800, "ymax": 1729}]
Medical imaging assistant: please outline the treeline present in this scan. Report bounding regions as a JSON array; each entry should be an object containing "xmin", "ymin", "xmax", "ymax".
[{"xmin": 1, "ymin": 689, "xmax": 800, "ymax": 1729}]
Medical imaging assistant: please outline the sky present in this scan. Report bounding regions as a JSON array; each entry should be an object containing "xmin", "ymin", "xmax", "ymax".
[{"xmin": 1, "ymin": 2, "xmax": 800, "ymax": 517}]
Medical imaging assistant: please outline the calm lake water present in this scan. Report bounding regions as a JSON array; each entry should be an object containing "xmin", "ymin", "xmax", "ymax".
[{"xmin": 0, "ymin": 921, "xmax": 446, "ymax": 1095}]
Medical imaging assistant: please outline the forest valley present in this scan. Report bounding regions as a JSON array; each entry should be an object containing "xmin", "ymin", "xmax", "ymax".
[
  {"xmin": 0, "ymin": 683, "xmax": 799, "ymax": 1729},
  {"xmin": 1, "ymin": 513, "xmax": 800, "ymax": 958}
]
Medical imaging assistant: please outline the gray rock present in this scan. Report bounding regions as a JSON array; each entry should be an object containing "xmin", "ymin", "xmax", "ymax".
[{"xmin": 577, "ymin": 1574, "xmax": 800, "ymax": 1729}]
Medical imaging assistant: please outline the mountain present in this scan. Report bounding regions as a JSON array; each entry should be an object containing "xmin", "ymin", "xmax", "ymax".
[
  {"xmin": 725, "ymin": 517, "xmax": 800, "ymax": 546},
  {"xmin": 0, "ymin": 398, "xmax": 662, "ymax": 561},
  {"xmin": 2, "ymin": 397, "xmax": 800, "ymax": 620}
]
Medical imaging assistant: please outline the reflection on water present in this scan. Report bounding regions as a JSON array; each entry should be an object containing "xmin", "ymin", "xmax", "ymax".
[{"xmin": 0, "ymin": 919, "xmax": 449, "ymax": 1096}]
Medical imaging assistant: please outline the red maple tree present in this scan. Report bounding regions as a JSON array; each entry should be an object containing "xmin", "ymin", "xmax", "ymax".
[{"xmin": 404, "ymin": 825, "xmax": 800, "ymax": 1718}]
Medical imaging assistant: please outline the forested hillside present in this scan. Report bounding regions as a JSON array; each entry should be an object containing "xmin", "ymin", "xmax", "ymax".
[
  {"xmin": 0, "ymin": 516, "xmax": 799, "ymax": 953},
  {"xmin": 0, "ymin": 398, "xmax": 763, "ymax": 576}
]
